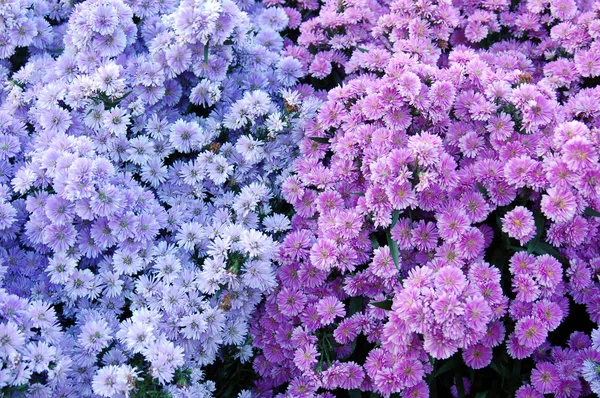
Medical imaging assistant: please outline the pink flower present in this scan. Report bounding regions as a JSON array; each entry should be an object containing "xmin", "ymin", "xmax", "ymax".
[
  {"xmin": 512, "ymin": 274, "xmax": 540, "ymax": 303},
  {"xmin": 394, "ymin": 358, "xmax": 424, "ymax": 388},
  {"xmin": 515, "ymin": 316, "xmax": 548, "ymax": 348},
  {"xmin": 481, "ymin": 321, "xmax": 505, "ymax": 347},
  {"xmin": 293, "ymin": 344, "xmax": 319, "ymax": 373},
  {"xmin": 534, "ymin": 254, "xmax": 562, "ymax": 289},
  {"xmin": 531, "ymin": 362, "xmax": 560, "ymax": 394},
  {"xmin": 515, "ymin": 384, "xmax": 544, "ymax": 398},
  {"xmin": 316, "ymin": 296, "xmax": 346, "ymax": 325},
  {"xmin": 574, "ymin": 49, "xmax": 600, "ymax": 78},
  {"xmin": 403, "ymin": 381, "xmax": 429, "ymax": 398},
  {"xmin": 502, "ymin": 206, "xmax": 536, "ymax": 245},
  {"xmin": 562, "ymin": 136, "xmax": 598, "ymax": 172},
  {"xmin": 509, "ymin": 252, "xmax": 537, "ymax": 275},
  {"xmin": 423, "ymin": 331, "xmax": 459, "ymax": 359},
  {"xmin": 507, "ymin": 333, "xmax": 535, "ymax": 359},
  {"xmin": 437, "ymin": 207, "xmax": 470, "ymax": 242},
  {"xmin": 276, "ymin": 287, "xmax": 307, "ymax": 317},
  {"xmin": 464, "ymin": 297, "xmax": 493, "ymax": 332},
  {"xmin": 456, "ymin": 227, "xmax": 485, "ymax": 260},
  {"xmin": 310, "ymin": 239, "xmax": 336, "ymax": 270},
  {"xmin": 541, "ymin": 186, "xmax": 578, "ymax": 223},
  {"xmin": 411, "ymin": 220, "xmax": 439, "ymax": 251},
  {"xmin": 533, "ymin": 300, "xmax": 563, "ymax": 331},
  {"xmin": 371, "ymin": 246, "xmax": 398, "ymax": 279},
  {"xmin": 461, "ymin": 191, "xmax": 490, "ymax": 223},
  {"xmin": 434, "ymin": 266, "xmax": 467, "ymax": 295},
  {"xmin": 463, "ymin": 343, "xmax": 492, "ymax": 369}
]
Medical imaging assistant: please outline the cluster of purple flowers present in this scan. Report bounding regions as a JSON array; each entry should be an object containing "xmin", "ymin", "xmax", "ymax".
[
  {"xmin": 0, "ymin": 0, "xmax": 320, "ymax": 395},
  {"xmin": 249, "ymin": 0, "xmax": 600, "ymax": 395},
  {"xmin": 2, "ymin": 0, "xmax": 600, "ymax": 395}
]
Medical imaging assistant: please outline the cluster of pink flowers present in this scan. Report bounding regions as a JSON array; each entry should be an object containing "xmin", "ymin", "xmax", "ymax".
[
  {"xmin": 2, "ymin": 0, "xmax": 600, "ymax": 394},
  {"xmin": 250, "ymin": 0, "xmax": 600, "ymax": 395}
]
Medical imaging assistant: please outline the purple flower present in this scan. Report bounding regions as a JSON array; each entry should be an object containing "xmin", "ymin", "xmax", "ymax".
[
  {"xmin": 530, "ymin": 362, "xmax": 560, "ymax": 394},
  {"xmin": 502, "ymin": 206, "xmax": 536, "ymax": 245}
]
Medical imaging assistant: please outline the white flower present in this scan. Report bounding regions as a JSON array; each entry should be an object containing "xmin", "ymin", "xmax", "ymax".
[
  {"xmin": 266, "ymin": 111, "xmax": 286, "ymax": 133},
  {"xmin": 206, "ymin": 155, "xmax": 233, "ymax": 185},
  {"xmin": 235, "ymin": 135, "xmax": 264, "ymax": 164},
  {"xmin": 92, "ymin": 365, "xmax": 119, "ymax": 397},
  {"xmin": 263, "ymin": 213, "xmax": 291, "ymax": 232}
]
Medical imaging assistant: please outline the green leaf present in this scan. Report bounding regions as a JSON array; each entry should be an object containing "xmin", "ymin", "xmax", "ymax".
[
  {"xmin": 509, "ymin": 245, "xmax": 526, "ymax": 252},
  {"xmin": 348, "ymin": 297, "xmax": 363, "ymax": 316},
  {"xmin": 391, "ymin": 209, "xmax": 400, "ymax": 226},
  {"xmin": 349, "ymin": 390, "xmax": 363, "ymax": 398},
  {"xmin": 308, "ymin": 136, "xmax": 330, "ymax": 144},
  {"xmin": 475, "ymin": 392, "xmax": 488, "ymax": 398},
  {"xmin": 526, "ymin": 211, "xmax": 546, "ymax": 254},
  {"xmin": 371, "ymin": 299, "xmax": 392, "ymax": 310},
  {"xmin": 476, "ymin": 182, "xmax": 489, "ymax": 199},
  {"xmin": 490, "ymin": 362, "xmax": 502, "ymax": 375},
  {"xmin": 535, "ymin": 242, "xmax": 567, "ymax": 265},
  {"xmin": 434, "ymin": 357, "xmax": 460, "ymax": 377},
  {"xmin": 357, "ymin": 47, "xmax": 369, "ymax": 53},
  {"xmin": 386, "ymin": 231, "xmax": 400, "ymax": 270},
  {"xmin": 370, "ymin": 234, "xmax": 380, "ymax": 250},
  {"xmin": 455, "ymin": 372, "xmax": 466, "ymax": 398},
  {"xmin": 584, "ymin": 207, "xmax": 600, "ymax": 217},
  {"xmin": 204, "ymin": 45, "xmax": 209, "ymax": 63}
]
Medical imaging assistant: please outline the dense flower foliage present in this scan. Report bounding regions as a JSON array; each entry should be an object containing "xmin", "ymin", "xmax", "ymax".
[
  {"xmin": 1, "ymin": 0, "xmax": 600, "ymax": 396},
  {"xmin": 0, "ymin": 0, "xmax": 319, "ymax": 396}
]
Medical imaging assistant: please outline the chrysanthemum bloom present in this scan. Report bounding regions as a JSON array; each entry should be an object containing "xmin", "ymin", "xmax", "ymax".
[
  {"xmin": 540, "ymin": 186, "xmax": 578, "ymax": 223},
  {"xmin": 562, "ymin": 136, "xmax": 598, "ymax": 172},
  {"xmin": 92, "ymin": 365, "xmax": 120, "ymax": 397},
  {"xmin": 316, "ymin": 296, "xmax": 346, "ymax": 325},
  {"xmin": 277, "ymin": 287, "xmax": 307, "ymax": 316},
  {"xmin": 514, "ymin": 316, "xmax": 548, "ymax": 348},
  {"xmin": 530, "ymin": 362, "xmax": 560, "ymax": 394},
  {"xmin": 502, "ymin": 206, "xmax": 536, "ymax": 245},
  {"xmin": 293, "ymin": 343, "xmax": 319, "ymax": 373},
  {"xmin": 463, "ymin": 343, "xmax": 492, "ymax": 369},
  {"xmin": 534, "ymin": 254, "xmax": 562, "ymax": 289},
  {"xmin": 515, "ymin": 384, "xmax": 544, "ymax": 398}
]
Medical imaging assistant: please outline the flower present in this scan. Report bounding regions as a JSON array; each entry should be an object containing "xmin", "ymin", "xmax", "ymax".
[{"xmin": 502, "ymin": 206, "xmax": 536, "ymax": 245}]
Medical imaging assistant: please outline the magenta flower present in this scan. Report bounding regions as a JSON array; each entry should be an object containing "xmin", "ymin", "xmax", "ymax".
[
  {"xmin": 515, "ymin": 317, "xmax": 548, "ymax": 349},
  {"xmin": 293, "ymin": 343, "xmax": 319, "ymax": 373},
  {"xmin": 463, "ymin": 343, "xmax": 492, "ymax": 369},
  {"xmin": 276, "ymin": 287, "xmax": 307, "ymax": 317},
  {"xmin": 502, "ymin": 206, "xmax": 536, "ymax": 245},
  {"xmin": 530, "ymin": 362, "xmax": 560, "ymax": 394},
  {"xmin": 541, "ymin": 186, "xmax": 578, "ymax": 223},
  {"xmin": 316, "ymin": 296, "xmax": 346, "ymax": 325}
]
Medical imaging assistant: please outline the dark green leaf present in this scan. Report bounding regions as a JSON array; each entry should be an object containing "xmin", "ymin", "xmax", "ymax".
[
  {"xmin": 349, "ymin": 390, "xmax": 362, "ymax": 398},
  {"xmin": 391, "ymin": 209, "xmax": 400, "ymax": 226},
  {"xmin": 535, "ymin": 242, "xmax": 567, "ymax": 265},
  {"xmin": 455, "ymin": 372, "xmax": 466, "ymax": 398},
  {"xmin": 434, "ymin": 357, "xmax": 460, "ymax": 377},
  {"xmin": 475, "ymin": 392, "xmax": 488, "ymax": 398},
  {"xmin": 308, "ymin": 136, "xmax": 330, "ymax": 144},
  {"xmin": 357, "ymin": 47, "xmax": 369, "ymax": 53},
  {"xmin": 386, "ymin": 231, "xmax": 400, "ymax": 270},
  {"xmin": 370, "ymin": 234, "xmax": 380, "ymax": 250},
  {"xmin": 490, "ymin": 361, "xmax": 501, "ymax": 375},
  {"xmin": 348, "ymin": 296, "xmax": 363, "ymax": 316},
  {"xmin": 584, "ymin": 207, "xmax": 600, "ymax": 217},
  {"xmin": 527, "ymin": 211, "xmax": 546, "ymax": 254},
  {"xmin": 204, "ymin": 45, "xmax": 209, "ymax": 63},
  {"xmin": 371, "ymin": 299, "xmax": 392, "ymax": 310},
  {"xmin": 509, "ymin": 245, "xmax": 526, "ymax": 252},
  {"xmin": 476, "ymin": 183, "xmax": 489, "ymax": 199}
]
